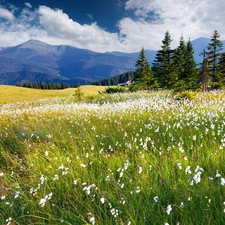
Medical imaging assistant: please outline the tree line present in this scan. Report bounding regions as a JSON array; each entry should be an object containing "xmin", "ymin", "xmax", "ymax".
[
  {"xmin": 92, "ymin": 71, "xmax": 135, "ymax": 86},
  {"xmin": 130, "ymin": 30, "xmax": 225, "ymax": 92},
  {"xmin": 16, "ymin": 82, "xmax": 78, "ymax": 90}
]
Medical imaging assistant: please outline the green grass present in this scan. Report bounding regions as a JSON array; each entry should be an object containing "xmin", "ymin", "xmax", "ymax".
[
  {"xmin": 0, "ymin": 85, "xmax": 107, "ymax": 104},
  {"xmin": 0, "ymin": 90, "xmax": 225, "ymax": 225}
]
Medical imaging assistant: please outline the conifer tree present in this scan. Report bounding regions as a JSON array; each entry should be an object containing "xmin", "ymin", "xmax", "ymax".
[
  {"xmin": 172, "ymin": 37, "xmax": 197, "ymax": 91},
  {"xmin": 131, "ymin": 47, "xmax": 157, "ymax": 90},
  {"xmin": 173, "ymin": 35, "xmax": 186, "ymax": 79},
  {"xmin": 153, "ymin": 31, "xmax": 174, "ymax": 88},
  {"xmin": 172, "ymin": 35, "xmax": 187, "ymax": 91},
  {"xmin": 218, "ymin": 52, "xmax": 225, "ymax": 86},
  {"xmin": 200, "ymin": 50, "xmax": 210, "ymax": 92},
  {"xmin": 183, "ymin": 39, "xmax": 198, "ymax": 89},
  {"xmin": 134, "ymin": 47, "xmax": 148, "ymax": 82},
  {"xmin": 206, "ymin": 30, "xmax": 223, "ymax": 88}
]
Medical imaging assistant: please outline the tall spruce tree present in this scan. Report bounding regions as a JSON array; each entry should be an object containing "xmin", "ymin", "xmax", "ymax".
[
  {"xmin": 199, "ymin": 50, "xmax": 210, "ymax": 92},
  {"xmin": 153, "ymin": 31, "xmax": 174, "ymax": 88},
  {"xmin": 131, "ymin": 47, "xmax": 157, "ymax": 90},
  {"xmin": 172, "ymin": 35, "xmax": 187, "ymax": 91},
  {"xmin": 206, "ymin": 30, "xmax": 223, "ymax": 88},
  {"xmin": 184, "ymin": 39, "xmax": 198, "ymax": 89},
  {"xmin": 218, "ymin": 52, "xmax": 225, "ymax": 86},
  {"xmin": 173, "ymin": 35, "xmax": 186, "ymax": 79}
]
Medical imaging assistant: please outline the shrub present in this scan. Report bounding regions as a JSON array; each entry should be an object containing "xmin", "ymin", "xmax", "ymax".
[
  {"xmin": 104, "ymin": 86, "xmax": 128, "ymax": 94},
  {"xmin": 175, "ymin": 91, "xmax": 197, "ymax": 100},
  {"xmin": 73, "ymin": 86, "xmax": 84, "ymax": 101}
]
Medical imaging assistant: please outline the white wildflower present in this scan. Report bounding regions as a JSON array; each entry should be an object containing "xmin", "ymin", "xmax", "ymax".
[
  {"xmin": 53, "ymin": 174, "xmax": 59, "ymax": 180},
  {"xmin": 135, "ymin": 187, "xmax": 141, "ymax": 193},
  {"xmin": 221, "ymin": 177, "xmax": 225, "ymax": 186},
  {"xmin": 180, "ymin": 202, "xmax": 184, "ymax": 208},
  {"xmin": 185, "ymin": 166, "xmax": 191, "ymax": 174},
  {"xmin": 14, "ymin": 191, "xmax": 20, "ymax": 199},
  {"xmin": 153, "ymin": 196, "xmax": 159, "ymax": 203},
  {"xmin": 40, "ymin": 174, "xmax": 47, "ymax": 184},
  {"xmin": 138, "ymin": 166, "xmax": 143, "ymax": 174},
  {"xmin": 89, "ymin": 216, "xmax": 95, "ymax": 225},
  {"xmin": 166, "ymin": 204, "xmax": 172, "ymax": 215},
  {"xmin": 177, "ymin": 163, "xmax": 182, "ymax": 169},
  {"xmin": 6, "ymin": 217, "xmax": 12, "ymax": 225},
  {"xmin": 39, "ymin": 193, "xmax": 52, "ymax": 207},
  {"xmin": 216, "ymin": 170, "xmax": 221, "ymax": 177},
  {"xmin": 120, "ymin": 198, "xmax": 125, "ymax": 204},
  {"xmin": 100, "ymin": 197, "xmax": 105, "ymax": 204}
]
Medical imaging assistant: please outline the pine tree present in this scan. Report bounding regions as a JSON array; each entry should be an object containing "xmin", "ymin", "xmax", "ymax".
[
  {"xmin": 131, "ymin": 47, "xmax": 157, "ymax": 90},
  {"xmin": 184, "ymin": 39, "xmax": 198, "ymax": 89},
  {"xmin": 172, "ymin": 35, "xmax": 187, "ymax": 91},
  {"xmin": 173, "ymin": 35, "xmax": 186, "ymax": 79},
  {"xmin": 218, "ymin": 52, "xmax": 225, "ymax": 86},
  {"xmin": 206, "ymin": 30, "xmax": 223, "ymax": 88},
  {"xmin": 200, "ymin": 50, "xmax": 210, "ymax": 92},
  {"xmin": 134, "ymin": 47, "xmax": 148, "ymax": 81},
  {"xmin": 153, "ymin": 31, "xmax": 174, "ymax": 88},
  {"xmin": 172, "ymin": 37, "xmax": 197, "ymax": 91}
]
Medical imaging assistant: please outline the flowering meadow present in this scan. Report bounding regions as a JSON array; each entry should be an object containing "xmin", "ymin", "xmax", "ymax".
[{"xmin": 0, "ymin": 91, "xmax": 225, "ymax": 225}]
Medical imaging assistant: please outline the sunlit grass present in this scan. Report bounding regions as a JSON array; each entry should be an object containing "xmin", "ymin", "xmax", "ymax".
[
  {"xmin": 0, "ymin": 85, "xmax": 107, "ymax": 104},
  {"xmin": 0, "ymin": 90, "xmax": 225, "ymax": 225}
]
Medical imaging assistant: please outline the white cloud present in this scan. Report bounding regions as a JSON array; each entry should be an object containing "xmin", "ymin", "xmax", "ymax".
[
  {"xmin": 123, "ymin": 0, "xmax": 225, "ymax": 50},
  {"xmin": 0, "ymin": 7, "xmax": 14, "ymax": 20},
  {"xmin": 24, "ymin": 2, "xmax": 32, "ymax": 8},
  {"xmin": 86, "ymin": 13, "xmax": 94, "ymax": 21},
  {"xmin": 0, "ymin": 5, "xmax": 124, "ymax": 52},
  {"xmin": 0, "ymin": 1, "xmax": 225, "ymax": 53},
  {"xmin": 37, "ymin": 6, "xmax": 124, "ymax": 52}
]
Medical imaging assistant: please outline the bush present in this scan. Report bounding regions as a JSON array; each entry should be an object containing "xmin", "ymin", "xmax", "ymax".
[
  {"xmin": 175, "ymin": 91, "xmax": 197, "ymax": 100},
  {"xmin": 104, "ymin": 86, "xmax": 128, "ymax": 94},
  {"xmin": 73, "ymin": 86, "xmax": 84, "ymax": 101}
]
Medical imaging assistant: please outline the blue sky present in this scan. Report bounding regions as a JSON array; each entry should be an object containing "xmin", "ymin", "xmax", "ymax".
[{"xmin": 0, "ymin": 0, "xmax": 225, "ymax": 52}]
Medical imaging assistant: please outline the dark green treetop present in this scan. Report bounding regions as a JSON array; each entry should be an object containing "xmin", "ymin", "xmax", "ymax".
[
  {"xmin": 130, "ymin": 47, "xmax": 158, "ymax": 91},
  {"xmin": 206, "ymin": 30, "xmax": 223, "ymax": 88},
  {"xmin": 153, "ymin": 31, "xmax": 174, "ymax": 88}
]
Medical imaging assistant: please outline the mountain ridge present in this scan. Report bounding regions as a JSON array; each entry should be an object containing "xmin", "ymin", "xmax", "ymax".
[{"xmin": 0, "ymin": 38, "xmax": 224, "ymax": 85}]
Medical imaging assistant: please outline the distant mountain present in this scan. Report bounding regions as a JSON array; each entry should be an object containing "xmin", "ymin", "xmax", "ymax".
[
  {"xmin": 0, "ymin": 40, "xmax": 137, "ymax": 85},
  {"xmin": 0, "ymin": 38, "xmax": 224, "ymax": 85}
]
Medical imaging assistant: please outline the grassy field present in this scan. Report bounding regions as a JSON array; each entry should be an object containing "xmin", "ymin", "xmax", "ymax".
[
  {"xmin": 0, "ymin": 89, "xmax": 225, "ymax": 225},
  {"xmin": 0, "ymin": 85, "xmax": 107, "ymax": 104}
]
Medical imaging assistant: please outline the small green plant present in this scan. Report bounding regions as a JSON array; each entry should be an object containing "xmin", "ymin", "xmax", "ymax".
[
  {"xmin": 73, "ymin": 86, "xmax": 84, "ymax": 101},
  {"xmin": 104, "ymin": 86, "xmax": 128, "ymax": 94},
  {"xmin": 175, "ymin": 91, "xmax": 197, "ymax": 100}
]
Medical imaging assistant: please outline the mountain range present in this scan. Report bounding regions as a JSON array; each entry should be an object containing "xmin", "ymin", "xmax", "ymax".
[{"xmin": 0, "ymin": 38, "xmax": 224, "ymax": 85}]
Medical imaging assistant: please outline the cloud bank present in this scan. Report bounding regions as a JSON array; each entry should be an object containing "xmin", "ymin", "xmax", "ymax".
[{"xmin": 0, "ymin": 0, "xmax": 225, "ymax": 52}]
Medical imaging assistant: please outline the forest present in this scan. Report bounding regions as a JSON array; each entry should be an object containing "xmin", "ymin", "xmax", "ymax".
[
  {"xmin": 97, "ymin": 30, "xmax": 225, "ymax": 92},
  {"xmin": 130, "ymin": 30, "xmax": 225, "ymax": 92}
]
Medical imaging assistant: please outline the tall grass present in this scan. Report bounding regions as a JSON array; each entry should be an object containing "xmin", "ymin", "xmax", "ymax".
[{"xmin": 0, "ymin": 91, "xmax": 225, "ymax": 225}]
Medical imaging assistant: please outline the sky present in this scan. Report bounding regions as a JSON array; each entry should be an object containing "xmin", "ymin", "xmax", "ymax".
[{"xmin": 0, "ymin": 0, "xmax": 225, "ymax": 53}]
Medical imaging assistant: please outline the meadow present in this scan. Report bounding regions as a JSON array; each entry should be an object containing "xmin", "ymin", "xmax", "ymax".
[
  {"xmin": 0, "ymin": 85, "xmax": 106, "ymax": 104},
  {"xmin": 0, "ymin": 87, "xmax": 225, "ymax": 225}
]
